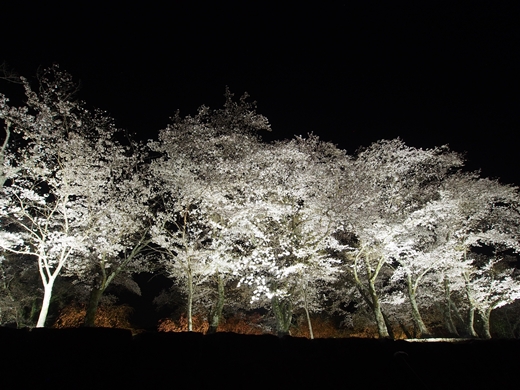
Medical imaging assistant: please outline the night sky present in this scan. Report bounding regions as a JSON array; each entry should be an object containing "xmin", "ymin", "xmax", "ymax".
[{"xmin": 2, "ymin": 1, "xmax": 519, "ymax": 184}]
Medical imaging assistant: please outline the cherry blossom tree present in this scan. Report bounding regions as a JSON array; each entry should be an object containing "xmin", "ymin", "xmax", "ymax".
[
  {"xmin": 434, "ymin": 175, "xmax": 520, "ymax": 337},
  {"xmin": 342, "ymin": 139, "xmax": 464, "ymax": 338},
  {"xmin": 61, "ymin": 136, "xmax": 153, "ymax": 327},
  {"xmin": 231, "ymin": 137, "xmax": 349, "ymax": 336},
  {"xmin": 0, "ymin": 67, "xmax": 91, "ymax": 326},
  {"xmin": 462, "ymin": 255, "xmax": 520, "ymax": 338},
  {"xmin": 148, "ymin": 89, "xmax": 270, "ymax": 332},
  {"xmin": 386, "ymin": 199, "xmax": 461, "ymax": 337},
  {"xmin": 0, "ymin": 66, "xmax": 152, "ymax": 327},
  {"xmin": 4, "ymin": 64, "xmax": 520, "ymax": 341},
  {"xmin": 376, "ymin": 171, "xmax": 520, "ymax": 339}
]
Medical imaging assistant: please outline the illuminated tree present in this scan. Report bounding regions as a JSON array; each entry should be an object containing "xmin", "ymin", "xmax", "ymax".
[
  {"xmin": 0, "ymin": 66, "xmax": 152, "ymax": 327},
  {"xmin": 382, "ymin": 197, "xmax": 462, "ymax": 337},
  {"xmin": 0, "ymin": 66, "xmax": 93, "ymax": 326},
  {"xmin": 370, "ymin": 171, "xmax": 520, "ymax": 339},
  {"xmin": 435, "ymin": 175, "xmax": 520, "ymax": 337},
  {"xmin": 463, "ymin": 255, "xmax": 520, "ymax": 338},
  {"xmin": 342, "ymin": 139, "xmax": 464, "ymax": 338},
  {"xmin": 231, "ymin": 136, "xmax": 348, "ymax": 336},
  {"xmin": 61, "ymin": 137, "xmax": 153, "ymax": 327},
  {"xmin": 4, "ymin": 65, "xmax": 520, "ymax": 341},
  {"xmin": 148, "ymin": 89, "xmax": 270, "ymax": 332}
]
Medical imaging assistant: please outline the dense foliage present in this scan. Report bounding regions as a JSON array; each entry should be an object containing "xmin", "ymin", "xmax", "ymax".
[{"xmin": 1, "ymin": 67, "xmax": 519, "ymax": 338}]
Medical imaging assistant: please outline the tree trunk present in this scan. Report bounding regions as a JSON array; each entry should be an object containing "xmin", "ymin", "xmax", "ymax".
[
  {"xmin": 303, "ymin": 286, "xmax": 314, "ymax": 339},
  {"xmin": 83, "ymin": 285, "xmax": 104, "ymax": 327},
  {"xmin": 396, "ymin": 317, "xmax": 413, "ymax": 339},
  {"xmin": 36, "ymin": 283, "xmax": 54, "ymax": 328},
  {"xmin": 443, "ymin": 277, "xmax": 459, "ymax": 336},
  {"xmin": 356, "ymin": 283, "xmax": 391, "ymax": 339},
  {"xmin": 480, "ymin": 308, "xmax": 493, "ymax": 339},
  {"xmin": 368, "ymin": 281, "xmax": 390, "ymax": 338},
  {"xmin": 406, "ymin": 274, "xmax": 430, "ymax": 338},
  {"xmin": 28, "ymin": 299, "xmax": 40, "ymax": 326},
  {"xmin": 83, "ymin": 259, "xmax": 112, "ymax": 327},
  {"xmin": 352, "ymin": 251, "xmax": 391, "ymax": 338},
  {"xmin": 272, "ymin": 296, "xmax": 292, "ymax": 337},
  {"xmin": 381, "ymin": 310, "xmax": 396, "ymax": 340},
  {"xmin": 443, "ymin": 308, "xmax": 459, "ymax": 337},
  {"xmin": 466, "ymin": 303, "xmax": 479, "ymax": 337},
  {"xmin": 207, "ymin": 273, "xmax": 225, "ymax": 334},
  {"xmin": 36, "ymin": 249, "xmax": 68, "ymax": 328},
  {"xmin": 463, "ymin": 273, "xmax": 479, "ymax": 338},
  {"xmin": 0, "ymin": 123, "xmax": 11, "ymax": 188},
  {"xmin": 83, "ymin": 237, "xmax": 150, "ymax": 327},
  {"xmin": 187, "ymin": 270, "xmax": 193, "ymax": 332}
]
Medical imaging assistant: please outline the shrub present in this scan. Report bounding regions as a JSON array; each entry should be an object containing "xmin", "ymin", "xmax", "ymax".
[
  {"xmin": 53, "ymin": 304, "xmax": 133, "ymax": 330},
  {"xmin": 157, "ymin": 314, "xmax": 209, "ymax": 333},
  {"xmin": 217, "ymin": 312, "xmax": 266, "ymax": 335},
  {"xmin": 291, "ymin": 315, "xmax": 350, "ymax": 338},
  {"xmin": 158, "ymin": 312, "xmax": 269, "ymax": 335}
]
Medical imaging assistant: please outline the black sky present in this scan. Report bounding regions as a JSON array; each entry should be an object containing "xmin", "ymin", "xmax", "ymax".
[{"xmin": 2, "ymin": 1, "xmax": 519, "ymax": 184}]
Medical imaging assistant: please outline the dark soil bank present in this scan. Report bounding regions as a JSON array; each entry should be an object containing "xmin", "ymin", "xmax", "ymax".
[{"xmin": 1, "ymin": 327, "xmax": 518, "ymax": 389}]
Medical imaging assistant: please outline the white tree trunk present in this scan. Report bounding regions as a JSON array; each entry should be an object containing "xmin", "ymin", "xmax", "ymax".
[
  {"xmin": 36, "ymin": 282, "xmax": 54, "ymax": 328},
  {"xmin": 303, "ymin": 284, "xmax": 314, "ymax": 339},
  {"xmin": 36, "ymin": 249, "xmax": 69, "ymax": 328},
  {"xmin": 443, "ymin": 277, "xmax": 459, "ymax": 336},
  {"xmin": 463, "ymin": 272, "xmax": 479, "ymax": 337},
  {"xmin": 406, "ymin": 274, "xmax": 430, "ymax": 337},
  {"xmin": 480, "ymin": 308, "xmax": 493, "ymax": 339},
  {"xmin": 353, "ymin": 252, "xmax": 390, "ymax": 338},
  {"xmin": 187, "ymin": 270, "xmax": 193, "ymax": 332},
  {"xmin": 369, "ymin": 282, "xmax": 390, "ymax": 338}
]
